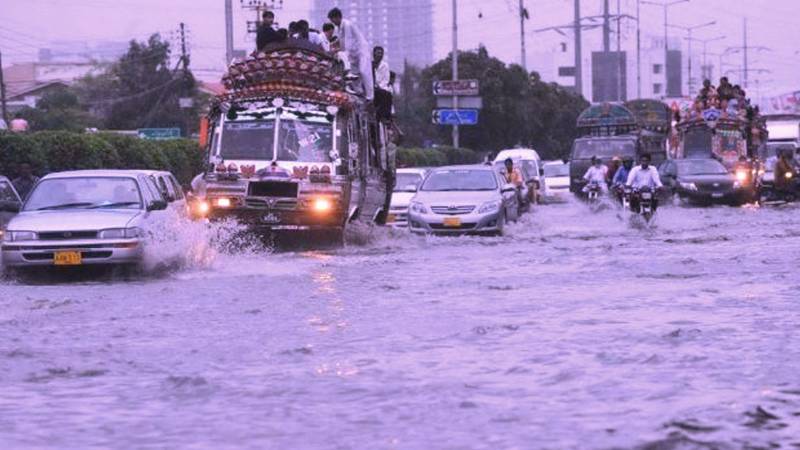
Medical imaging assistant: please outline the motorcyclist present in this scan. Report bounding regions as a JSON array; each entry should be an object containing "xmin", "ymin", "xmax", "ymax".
[
  {"xmin": 774, "ymin": 149, "xmax": 797, "ymax": 194},
  {"xmin": 625, "ymin": 153, "xmax": 663, "ymax": 212},
  {"xmin": 611, "ymin": 157, "xmax": 634, "ymax": 202},
  {"xmin": 503, "ymin": 158, "xmax": 526, "ymax": 204},
  {"xmin": 582, "ymin": 156, "xmax": 608, "ymax": 195}
]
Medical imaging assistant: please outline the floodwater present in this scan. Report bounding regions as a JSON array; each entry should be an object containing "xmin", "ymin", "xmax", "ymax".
[{"xmin": 1, "ymin": 201, "xmax": 800, "ymax": 449}]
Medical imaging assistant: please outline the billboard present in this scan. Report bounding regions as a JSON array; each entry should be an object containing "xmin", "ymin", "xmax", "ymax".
[{"xmin": 591, "ymin": 51, "xmax": 627, "ymax": 103}]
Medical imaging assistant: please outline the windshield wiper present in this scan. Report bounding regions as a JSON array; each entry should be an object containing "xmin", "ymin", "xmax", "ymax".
[
  {"xmin": 36, "ymin": 202, "xmax": 95, "ymax": 211},
  {"xmin": 88, "ymin": 201, "xmax": 141, "ymax": 209}
]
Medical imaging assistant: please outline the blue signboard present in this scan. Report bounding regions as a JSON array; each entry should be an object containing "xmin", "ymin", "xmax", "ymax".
[
  {"xmin": 138, "ymin": 128, "xmax": 182, "ymax": 140},
  {"xmin": 432, "ymin": 109, "xmax": 479, "ymax": 126}
]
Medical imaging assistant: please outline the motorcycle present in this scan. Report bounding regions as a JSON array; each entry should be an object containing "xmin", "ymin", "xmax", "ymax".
[
  {"xmin": 626, "ymin": 186, "xmax": 658, "ymax": 224},
  {"xmin": 584, "ymin": 181, "xmax": 604, "ymax": 212},
  {"xmin": 759, "ymin": 171, "xmax": 800, "ymax": 205}
]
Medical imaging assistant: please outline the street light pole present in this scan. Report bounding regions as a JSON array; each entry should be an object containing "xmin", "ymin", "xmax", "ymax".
[
  {"xmin": 452, "ymin": 0, "xmax": 459, "ymax": 149},
  {"xmin": 669, "ymin": 20, "xmax": 716, "ymax": 96},
  {"xmin": 642, "ymin": 0, "xmax": 688, "ymax": 96}
]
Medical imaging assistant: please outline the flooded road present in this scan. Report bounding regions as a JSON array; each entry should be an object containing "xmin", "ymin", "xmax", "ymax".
[{"xmin": 1, "ymin": 202, "xmax": 800, "ymax": 449}]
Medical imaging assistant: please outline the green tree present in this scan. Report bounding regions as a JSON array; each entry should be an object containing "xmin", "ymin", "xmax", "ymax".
[
  {"xmin": 15, "ymin": 86, "xmax": 96, "ymax": 132},
  {"xmin": 395, "ymin": 47, "xmax": 588, "ymax": 160},
  {"xmin": 77, "ymin": 34, "xmax": 203, "ymax": 135}
]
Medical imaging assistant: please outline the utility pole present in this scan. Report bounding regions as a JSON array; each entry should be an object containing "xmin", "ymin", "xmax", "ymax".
[
  {"xmin": 519, "ymin": 0, "xmax": 528, "ymax": 71},
  {"xmin": 225, "ymin": 0, "xmax": 234, "ymax": 64},
  {"xmin": 241, "ymin": 0, "xmax": 284, "ymax": 35},
  {"xmin": 636, "ymin": 0, "xmax": 641, "ymax": 98},
  {"xmin": 452, "ymin": 0, "xmax": 459, "ymax": 148},
  {"xmin": 616, "ymin": 0, "xmax": 623, "ymax": 101},
  {"xmin": 742, "ymin": 18, "xmax": 748, "ymax": 89},
  {"xmin": 574, "ymin": 0, "xmax": 582, "ymax": 96},
  {"xmin": 669, "ymin": 21, "xmax": 715, "ymax": 96},
  {"xmin": 0, "ymin": 51, "xmax": 8, "ymax": 125},
  {"xmin": 603, "ymin": 0, "xmax": 611, "ymax": 52},
  {"xmin": 179, "ymin": 23, "xmax": 192, "ymax": 137}
]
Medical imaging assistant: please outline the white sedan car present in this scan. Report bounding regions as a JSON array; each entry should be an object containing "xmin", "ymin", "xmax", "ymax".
[
  {"xmin": 1, "ymin": 170, "xmax": 169, "ymax": 269},
  {"xmin": 386, "ymin": 168, "xmax": 428, "ymax": 228},
  {"xmin": 542, "ymin": 161, "xmax": 570, "ymax": 200}
]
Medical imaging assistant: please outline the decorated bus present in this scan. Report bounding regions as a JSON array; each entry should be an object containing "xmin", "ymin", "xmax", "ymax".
[{"xmin": 190, "ymin": 40, "xmax": 396, "ymax": 241}]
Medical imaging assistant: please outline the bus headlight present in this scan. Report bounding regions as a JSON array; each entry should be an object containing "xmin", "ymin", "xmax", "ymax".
[{"xmin": 312, "ymin": 197, "xmax": 333, "ymax": 213}]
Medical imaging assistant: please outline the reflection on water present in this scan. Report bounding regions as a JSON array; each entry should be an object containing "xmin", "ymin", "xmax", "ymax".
[{"xmin": 1, "ymin": 202, "xmax": 800, "ymax": 449}]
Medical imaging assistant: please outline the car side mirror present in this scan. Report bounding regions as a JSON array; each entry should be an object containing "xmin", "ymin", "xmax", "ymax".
[
  {"xmin": 147, "ymin": 200, "xmax": 168, "ymax": 211},
  {"xmin": 0, "ymin": 201, "xmax": 21, "ymax": 213},
  {"xmin": 501, "ymin": 184, "xmax": 516, "ymax": 194}
]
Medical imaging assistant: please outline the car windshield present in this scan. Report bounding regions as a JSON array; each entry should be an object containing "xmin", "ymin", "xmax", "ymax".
[
  {"xmin": 544, "ymin": 164, "xmax": 569, "ymax": 177},
  {"xmin": 220, "ymin": 120, "xmax": 276, "ymax": 160},
  {"xmin": 573, "ymin": 139, "xmax": 635, "ymax": 159},
  {"xmin": 395, "ymin": 173, "xmax": 424, "ymax": 192},
  {"xmin": 0, "ymin": 180, "xmax": 19, "ymax": 202},
  {"xmin": 421, "ymin": 170, "xmax": 497, "ymax": 191},
  {"xmin": 684, "ymin": 129, "xmax": 713, "ymax": 157},
  {"xmin": 276, "ymin": 117, "xmax": 333, "ymax": 162},
  {"xmin": 677, "ymin": 159, "xmax": 728, "ymax": 175},
  {"xmin": 24, "ymin": 177, "xmax": 143, "ymax": 211}
]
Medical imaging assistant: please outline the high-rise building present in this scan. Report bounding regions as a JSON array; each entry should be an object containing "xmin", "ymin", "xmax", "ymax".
[{"xmin": 310, "ymin": 0, "xmax": 433, "ymax": 70}]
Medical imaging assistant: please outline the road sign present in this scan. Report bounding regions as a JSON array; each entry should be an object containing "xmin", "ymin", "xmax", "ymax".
[
  {"xmin": 138, "ymin": 128, "xmax": 181, "ymax": 140},
  {"xmin": 433, "ymin": 79, "xmax": 480, "ymax": 96},
  {"xmin": 436, "ymin": 96, "xmax": 483, "ymax": 109},
  {"xmin": 432, "ymin": 109, "xmax": 479, "ymax": 126}
]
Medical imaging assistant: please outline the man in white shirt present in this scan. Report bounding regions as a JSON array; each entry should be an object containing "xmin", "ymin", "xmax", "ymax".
[
  {"xmin": 373, "ymin": 46, "xmax": 392, "ymax": 120},
  {"xmin": 626, "ymin": 153, "xmax": 663, "ymax": 212},
  {"xmin": 582, "ymin": 156, "xmax": 608, "ymax": 194},
  {"xmin": 328, "ymin": 8, "xmax": 374, "ymax": 100},
  {"xmin": 625, "ymin": 154, "xmax": 663, "ymax": 190}
]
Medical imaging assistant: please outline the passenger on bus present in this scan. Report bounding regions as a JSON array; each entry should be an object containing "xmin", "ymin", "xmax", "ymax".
[
  {"xmin": 256, "ymin": 10, "xmax": 282, "ymax": 51},
  {"xmin": 327, "ymin": 7, "xmax": 374, "ymax": 100}
]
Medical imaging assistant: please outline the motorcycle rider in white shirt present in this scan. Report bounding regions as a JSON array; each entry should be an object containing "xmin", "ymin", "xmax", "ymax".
[
  {"xmin": 625, "ymin": 153, "xmax": 663, "ymax": 211},
  {"xmin": 582, "ymin": 156, "xmax": 609, "ymax": 194}
]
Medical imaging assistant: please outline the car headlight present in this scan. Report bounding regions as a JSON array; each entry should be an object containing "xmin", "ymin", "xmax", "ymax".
[
  {"xmin": 98, "ymin": 227, "xmax": 141, "ymax": 239},
  {"xmin": 735, "ymin": 170, "xmax": 748, "ymax": 183},
  {"xmin": 410, "ymin": 201, "xmax": 428, "ymax": 214},
  {"xmin": 478, "ymin": 200, "xmax": 502, "ymax": 214},
  {"xmin": 4, "ymin": 231, "xmax": 37, "ymax": 242},
  {"xmin": 680, "ymin": 182, "xmax": 698, "ymax": 191}
]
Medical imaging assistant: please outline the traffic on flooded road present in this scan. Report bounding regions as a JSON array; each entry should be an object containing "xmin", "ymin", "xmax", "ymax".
[{"xmin": 2, "ymin": 200, "xmax": 799, "ymax": 449}]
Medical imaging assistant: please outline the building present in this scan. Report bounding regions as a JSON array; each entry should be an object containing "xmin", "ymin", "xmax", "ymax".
[
  {"xmin": 2, "ymin": 62, "xmax": 101, "ymax": 114},
  {"xmin": 531, "ymin": 31, "xmax": 686, "ymax": 103},
  {"xmin": 310, "ymin": 0, "xmax": 433, "ymax": 70}
]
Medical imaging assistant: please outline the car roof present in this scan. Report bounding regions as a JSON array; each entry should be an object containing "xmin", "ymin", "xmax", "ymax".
[
  {"xmin": 431, "ymin": 164, "xmax": 494, "ymax": 172},
  {"xmin": 41, "ymin": 170, "xmax": 144, "ymax": 180},
  {"xmin": 494, "ymin": 148, "xmax": 541, "ymax": 161},
  {"xmin": 543, "ymin": 160, "xmax": 567, "ymax": 166},
  {"xmin": 397, "ymin": 168, "xmax": 428, "ymax": 175},
  {"xmin": 129, "ymin": 170, "xmax": 173, "ymax": 177}
]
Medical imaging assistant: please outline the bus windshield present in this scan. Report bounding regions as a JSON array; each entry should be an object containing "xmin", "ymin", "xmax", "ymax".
[
  {"xmin": 573, "ymin": 139, "xmax": 635, "ymax": 159},
  {"xmin": 220, "ymin": 121, "xmax": 276, "ymax": 160},
  {"xmin": 277, "ymin": 118, "xmax": 334, "ymax": 163}
]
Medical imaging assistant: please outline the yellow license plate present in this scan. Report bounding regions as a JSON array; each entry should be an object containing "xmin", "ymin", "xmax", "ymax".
[
  {"xmin": 54, "ymin": 251, "xmax": 82, "ymax": 266},
  {"xmin": 443, "ymin": 217, "xmax": 462, "ymax": 227},
  {"xmin": 386, "ymin": 213, "xmax": 396, "ymax": 223}
]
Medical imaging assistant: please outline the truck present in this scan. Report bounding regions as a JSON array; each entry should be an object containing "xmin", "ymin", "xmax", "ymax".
[
  {"xmin": 190, "ymin": 40, "xmax": 395, "ymax": 242},
  {"xmin": 763, "ymin": 114, "xmax": 800, "ymax": 161},
  {"xmin": 569, "ymin": 101, "xmax": 669, "ymax": 195}
]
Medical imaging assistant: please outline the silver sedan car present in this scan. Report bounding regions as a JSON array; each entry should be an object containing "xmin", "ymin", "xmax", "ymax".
[
  {"xmin": 1, "ymin": 170, "xmax": 169, "ymax": 269},
  {"xmin": 408, "ymin": 165, "xmax": 520, "ymax": 236}
]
